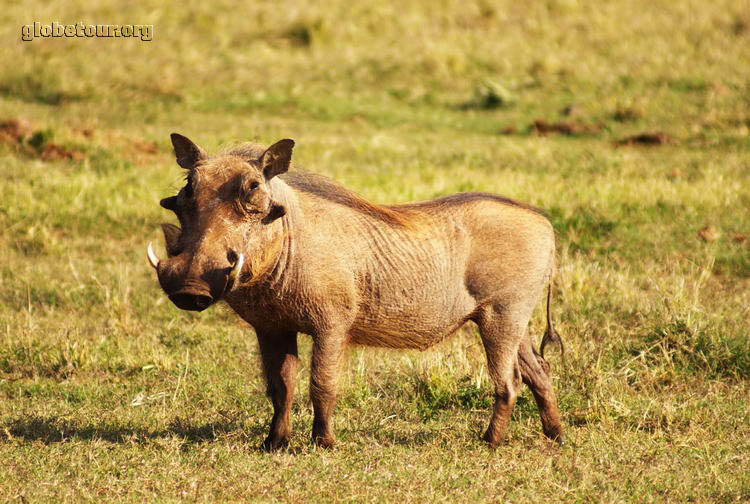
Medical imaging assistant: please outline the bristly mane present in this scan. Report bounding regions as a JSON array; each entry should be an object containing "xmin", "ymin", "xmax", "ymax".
[
  {"xmin": 280, "ymin": 172, "xmax": 410, "ymax": 227},
  {"xmin": 221, "ymin": 142, "xmax": 545, "ymax": 223},
  {"xmin": 396, "ymin": 192, "xmax": 547, "ymax": 218}
]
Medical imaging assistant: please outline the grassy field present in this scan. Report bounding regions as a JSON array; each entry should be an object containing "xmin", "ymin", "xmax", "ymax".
[{"xmin": 1, "ymin": 0, "xmax": 749, "ymax": 501}]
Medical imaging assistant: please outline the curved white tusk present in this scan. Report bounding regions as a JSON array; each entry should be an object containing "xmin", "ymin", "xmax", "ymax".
[
  {"xmin": 146, "ymin": 242, "xmax": 160, "ymax": 269},
  {"xmin": 228, "ymin": 253, "xmax": 244, "ymax": 284}
]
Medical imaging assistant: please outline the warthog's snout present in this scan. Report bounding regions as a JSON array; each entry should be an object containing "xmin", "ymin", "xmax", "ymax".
[
  {"xmin": 169, "ymin": 290, "xmax": 213, "ymax": 312},
  {"xmin": 147, "ymin": 242, "xmax": 244, "ymax": 311}
]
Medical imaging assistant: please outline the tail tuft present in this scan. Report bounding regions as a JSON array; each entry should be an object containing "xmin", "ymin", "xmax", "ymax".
[{"xmin": 540, "ymin": 283, "xmax": 564, "ymax": 360}]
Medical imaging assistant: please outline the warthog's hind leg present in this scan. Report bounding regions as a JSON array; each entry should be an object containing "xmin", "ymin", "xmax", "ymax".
[
  {"xmin": 476, "ymin": 306, "xmax": 525, "ymax": 447},
  {"xmin": 518, "ymin": 334, "xmax": 564, "ymax": 444},
  {"xmin": 257, "ymin": 330, "xmax": 299, "ymax": 451}
]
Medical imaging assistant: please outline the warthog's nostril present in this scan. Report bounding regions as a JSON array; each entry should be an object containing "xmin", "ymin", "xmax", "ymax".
[{"xmin": 169, "ymin": 292, "xmax": 213, "ymax": 312}]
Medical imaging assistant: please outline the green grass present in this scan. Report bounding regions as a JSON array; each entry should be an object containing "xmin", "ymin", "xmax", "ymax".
[{"xmin": 1, "ymin": 0, "xmax": 749, "ymax": 501}]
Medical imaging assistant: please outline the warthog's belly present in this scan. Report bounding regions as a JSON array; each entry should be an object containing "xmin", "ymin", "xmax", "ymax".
[
  {"xmin": 348, "ymin": 317, "xmax": 471, "ymax": 350},
  {"xmin": 348, "ymin": 276, "xmax": 475, "ymax": 350}
]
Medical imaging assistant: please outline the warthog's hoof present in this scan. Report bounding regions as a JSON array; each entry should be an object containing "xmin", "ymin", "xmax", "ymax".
[
  {"xmin": 482, "ymin": 429, "xmax": 506, "ymax": 449},
  {"xmin": 262, "ymin": 436, "xmax": 290, "ymax": 452},
  {"xmin": 312, "ymin": 435, "xmax": 336, "ymax": 449},
  {"xmin": 543, "ymin": 427, "xmax": 565, "ymax": 446}
]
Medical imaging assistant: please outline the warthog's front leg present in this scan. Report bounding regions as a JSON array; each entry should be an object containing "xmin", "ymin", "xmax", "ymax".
[
  {"xmin": 257, "ymin": 330, "xmax": 298, "ymax": 451},
  {"xmin": 309, "ymin": 330, "xmax": 347, "ymax": 449}
]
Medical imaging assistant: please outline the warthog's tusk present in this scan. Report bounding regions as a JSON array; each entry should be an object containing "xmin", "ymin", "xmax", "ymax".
[
  {"xmin": 146, "ymin": 242, "xmax": 160, "ymax": 269},
  {"xmin": 228, "ymin": 253, "xmax": 244, "ymax": 284}
]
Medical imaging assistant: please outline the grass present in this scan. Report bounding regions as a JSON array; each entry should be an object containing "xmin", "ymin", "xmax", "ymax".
[{"xmin": 1, "ymin": 0, "xmax": 749, "ymax": 501}]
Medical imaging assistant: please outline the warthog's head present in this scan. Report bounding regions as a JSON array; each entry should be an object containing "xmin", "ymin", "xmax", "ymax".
[{"xmin": 148, "ymin": 133, "xmax": 293, "ymax": 311}]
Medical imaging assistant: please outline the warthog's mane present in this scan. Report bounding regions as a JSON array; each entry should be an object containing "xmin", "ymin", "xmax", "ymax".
[
  {"xmin": 281, "ymin": 172, "xmax": 547, "ymax": 226},
  {"xmin": 222, "ymin": 143, "xmax": 545, "ymax": 225},
  {"xmin": 396, "ymin": 192, "xmax": 547, "ymax": 218},
  {"xmin": 280, "ymin": 171, "xmax": 411, "ymax": 227}
]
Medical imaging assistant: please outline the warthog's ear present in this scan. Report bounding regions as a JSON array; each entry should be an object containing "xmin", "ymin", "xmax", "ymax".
[
  {"xmin": 170, "ymin": 133, "xmax": 206, "ymax": 169},
  {"xmin": 260, "ymin": 139, "xmax": 294, "ymax": 180},
  {"xmin": 160, "ymin": 223, "xmax": 182, "ymax": 257}
]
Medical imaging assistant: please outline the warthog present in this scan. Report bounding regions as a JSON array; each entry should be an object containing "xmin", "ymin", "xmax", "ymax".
[{"xmin": 148, "ymin": 133, "xmax": 564, "ymax": 449}]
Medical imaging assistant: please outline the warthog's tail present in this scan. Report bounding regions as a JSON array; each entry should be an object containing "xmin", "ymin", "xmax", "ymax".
[{"xmin": 540, "ymin": 282, "xmax": 564, "ymax": 360}]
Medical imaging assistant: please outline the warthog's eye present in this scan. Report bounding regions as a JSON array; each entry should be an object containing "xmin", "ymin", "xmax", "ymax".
[
  {"xmin": 243, "ymin": 181, "xmax": 260, "ymax": 203},
  {"xmin": 237, "ymin": 179, "xmax": 266, "ymax": 216}
]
